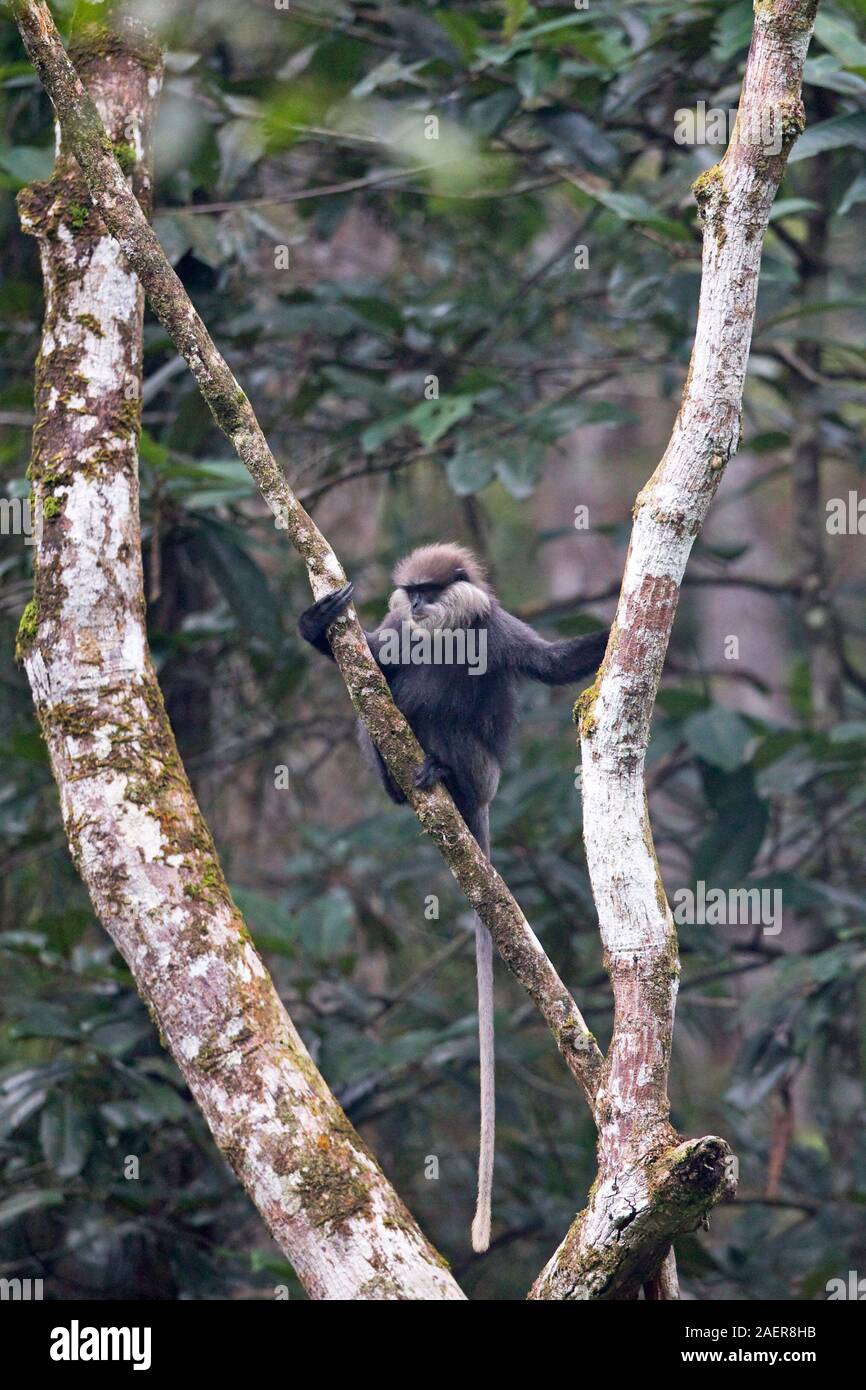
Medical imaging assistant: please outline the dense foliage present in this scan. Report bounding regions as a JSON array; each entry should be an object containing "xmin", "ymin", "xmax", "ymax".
[{"xmin": 1, "ymin": 0, "xmax": 865, "ymax": 1299}]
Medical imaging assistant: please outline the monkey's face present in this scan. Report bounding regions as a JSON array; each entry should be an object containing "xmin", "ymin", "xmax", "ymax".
[
  {"xmin": 406, "ymin": 582, "xmax": 446, "ymax": 619},
  {"xmin": 389, "ymin": 576, "xmax": 491, "ymax": 630}
]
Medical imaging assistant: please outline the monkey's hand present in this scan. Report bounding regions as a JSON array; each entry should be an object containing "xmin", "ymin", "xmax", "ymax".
[
  {"xmin": 298, "ymin": 582, "xmax": 354, "ymax": 651},
  {"xmin": 415, "ymin": 754, "xmax": 450, "ymax": 791}
]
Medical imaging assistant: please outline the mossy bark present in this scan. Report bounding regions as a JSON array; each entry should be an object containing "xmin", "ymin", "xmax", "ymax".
[
  {"xmin": 535, "ymin": 0, "xmax": 821, "ymax": 1299},
  {"xmin": 10, "ymin": 0, "xmax": 603, "ymax": 1108},
  {"xmin": 10, "ymin": 0, "xmax": 820, "ymax": 1302},
  {"xmin": 15, "ymin": 6, "xmax": 462, "ymax": 1303}
]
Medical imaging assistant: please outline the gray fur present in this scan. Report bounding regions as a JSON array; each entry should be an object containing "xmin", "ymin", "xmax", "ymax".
[{"xmin": 298, "ymin": 544, "xmax": 608, "ymax": 1251}]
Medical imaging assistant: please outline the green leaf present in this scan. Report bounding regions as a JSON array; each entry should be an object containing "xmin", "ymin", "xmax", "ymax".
[
  {"xmin": 433, "ymin": 11, "xmax": 481, "ymax": 63},
  {"xmin": 0, "ymin": 1189, "xmax": 64, "ymax": 1227},
  {"xmin": 360, "ymin": 413, "xmax": 407, "ymax": 453},
  {"xmin": 694, "ymin": 803, "xmax": 769, "ymax": 886},
  {"xmin": 153, "ymin": 213, "xmax": 194, "ymax": 267},
  {"xmin": 515, "ymin": 52, "xmax": 559, "ymax": 101},
  {"xmin": 713, "ymin": 1, "xmax": 754, "ymax": 63},
  {"xmin": 494, "ymin": 440, "xmax": 544, "ymax": 499},
  {"xmin": 407, "ymin": 394, "xmax": 476, "ymax": 446},
  {"xmin": 0, "ymin": 1074, "xmax": 50, "ymax": 1137},
  {"xmin": 503, "ymin": 0, "xmax": 530, "ymax": 41},
  {"xmin": 475, "ymin": 14, "xmax": 609, "ymax": 67},
  {"xmin": 788, "ymin": 112, "xmax": 866, "ymax": 163},
  {"xmin": 761, "ymin": 297, "xmax": 866, "ymax": 330},
  {"xmin": 747, "ymin": 429, "xmax": 790, "ymax": 452},
  {"xmin": 194, "ymin": 519, "xmax": 281, "ymax": 642},
  {"xmin": 755, "ymin": 744, "xmax": 815, "ymax": 797},
  {"xmin": 692, "ymin": 765, "xmax": 769, "ymax": 884},
  {"xmin": 531, "ymin": 21, "xmax": 611, "ymax": 64},
  {"xmin": 726, "ymin": 1051, "xmax": 796, "ymax": 1111},
  {"xmin": 295, "ymin": 889, "xmax": 356, "ymax": 959},
  {"xmin": 183, "ymin": 212, "xmax": 228, "ymax": 270},
  {"xmin": 11, "ymin": 1003, "xmax": 79, "ymax": 1041},
  {"xmin": 40, "ymin": 1095, "xmax": 90, "ymax": 1180},
  {"xmin": 698, "ymin": 539, "xmax": 748, "ymax": 562},
  {"xmin": 99, "ymin": 1101, "xmax": 150, "ymax": 1131},
  {"xmin": 829, "ymin": 720, "xmax": 866, "ymax": 744},
  {"xmin": 804, "ymin": 54, "xmax": 866, "ymax": 97},
  {"xmin": 465, "ymin": 89, "xmax": 521, "ymax": 137},
  {"xmin": 216, "ymin": 118, "xmax": 265, "ymax": 194},
  {"xmin": 684, "ymin": 708, "xmax": 753, "ymax": 771},
  {"xmin": 593, "ymin": 190, "xmax": 691, "ymax": 242},
  {"xmin": 537, "ymin": 399, "xmax": 637, "ymax": 440},
  {"xmin": 232, "ymin": 888, "xmax": 298, "ymax": 956},
  {"xmin": 657, "ymin": 690, "xmax": 710, "ymax": 719},
  {"xmin": 344, "ymin": 295, "xmax": 403, "ymax": 334},
  {"xmin": 814, "ymin": 11, "xmax": 866, "ymax": 66},
  {"xmin": 321, "ymin": 365, "xmax": 392, "ymax": 405},
  {"xmin": 351, "ymin": 57, "xmax": 431, "ymax": 98},
  {"xmin": 119, "ymin": 1070, "xmax": 187, "ymax": 1123},
  {"xmin": 768, "ymin": 198, "xmax": 819, "ymax": 221},
  {"xmin": 249, "ymin": 1248, "xmax": 297, "ymax": 1279},
  {"xmin": 838, "ymin": 172, "xmax": 866, "ymax": 216},
  {"xmin": 446, "ymin": 446, "xmax": 495, "ymax": 496},
  {"xmin": 535, "ymin": 111, "xmax": 619, "ymax": 167},
  {"xmin": 88, "ymin": 1020, "xmax": 152, "ymax": 1057},
  {"xmin": 0, "ymin": 142, "xmax": 54, "ymax": 185}
]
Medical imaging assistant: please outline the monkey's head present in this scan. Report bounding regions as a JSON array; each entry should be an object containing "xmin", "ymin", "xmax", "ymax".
[{"xmin": 389, "ymin": 542, "xmax": 491, "ymax": 630}]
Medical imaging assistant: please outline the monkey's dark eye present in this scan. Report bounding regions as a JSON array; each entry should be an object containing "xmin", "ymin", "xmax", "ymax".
[
  {"xmin": 405, "ymin": 584, "xmax": 443, "ymax": 603},
  {"xmin": 453, "ymin": 569, "xmax": 467, "ymax": 583}
]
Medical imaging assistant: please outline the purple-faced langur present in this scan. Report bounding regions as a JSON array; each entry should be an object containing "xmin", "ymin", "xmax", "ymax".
[{"xmin": 299, "ymin": 543, "xmax": 607, "ymax": 1251}]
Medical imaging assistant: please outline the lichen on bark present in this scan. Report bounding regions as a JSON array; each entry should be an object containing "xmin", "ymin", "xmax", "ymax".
[
  {"xmin": 10, "ymin": 0, "xmax": 605, "ymax": 1121},
  {"xmin": 554, "ymin": 0, "xmax": 821, "ymax": 1300},
  {"xmin": 11, "ymin": 0, "xmax": 821, "ymax": 1302},
  {"xmin": 12, "ymin": 2, "xmax": 462, "ymax": 1303}
]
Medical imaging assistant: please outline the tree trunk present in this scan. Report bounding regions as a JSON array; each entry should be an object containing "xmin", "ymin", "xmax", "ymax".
[
  {"xmin": 15, "ymin": 6, "xmax": 462, "ymax": 1303},
  {"xmin": 534, "ymin": 0, "xmax": 820, "ymax": 1299}
]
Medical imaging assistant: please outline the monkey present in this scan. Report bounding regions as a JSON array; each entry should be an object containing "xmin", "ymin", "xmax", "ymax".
[{"xmin": 298, "ymin": 543, "xmax": 607, "ymax": 1252}]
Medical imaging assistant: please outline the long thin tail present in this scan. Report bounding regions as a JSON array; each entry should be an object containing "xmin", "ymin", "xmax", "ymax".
[{"xmin": 469, "ymin": 806, "xmax": 494, "ymax": 1254}]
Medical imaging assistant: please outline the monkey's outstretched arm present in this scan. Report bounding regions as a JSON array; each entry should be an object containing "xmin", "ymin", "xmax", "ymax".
[
  {"xmin": 500, "ymin": 611, "xmax": 609, "ymax": 686},
  {"xmin": 525, "ymin": 628, "xmax": 609, "ymax": 685}
]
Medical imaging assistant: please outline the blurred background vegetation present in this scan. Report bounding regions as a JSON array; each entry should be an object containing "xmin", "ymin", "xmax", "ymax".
[{"xmin": 1, "ymin": 0, "xmax": 866, "ymax": 1300}]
